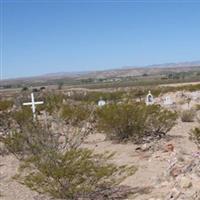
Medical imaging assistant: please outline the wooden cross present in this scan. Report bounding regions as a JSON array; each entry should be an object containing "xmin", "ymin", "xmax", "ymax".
[{"xmin": 23, "ymin": 92, "xmax": 44, "ymax": 119}]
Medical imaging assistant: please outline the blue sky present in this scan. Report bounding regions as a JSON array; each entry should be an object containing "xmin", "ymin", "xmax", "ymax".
[{"xmin": 1, "ymin": 0, "xmax": 200, "ymax": 79}]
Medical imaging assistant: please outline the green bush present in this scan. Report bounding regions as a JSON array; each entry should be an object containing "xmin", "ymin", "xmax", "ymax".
[
  {"xmin": 2, "ymin": 130, "xmax": 26, "ymax": 158},
  {"xmin": 18, "ymin": 148, "xmax": 135, "ymax": 199},
  {"xmin": 144, "ymin": 104, "xmax": 178, "ymax": 135},
  {"xmin": 0, "ymin": 112, "xmax": 11, "ymax": 130},
  {"xmin": 41, "ymin": 93, "xmax": 64, "ymax": 114},
  {"xmin": 70, "ymin": 91, "xmax": 125, "ymax": 103},
  {"xmin": 2, "ymin": 121, "xmax": 136, "ymax": 199},
  {"xmin": 12, "ymin": 107, "xmax": 32, "ymax": 126},
  {"xmin": 195, "ymin": 104, "xmax": 200, "ymax": 111},
  {"xmin": 0, "ymin": 100, "xmax": 13, "ymax": 111},
  {"xmin": 190, "ymin": 127, "xmax": 200, "ymax": 148},
  {"xmin": 96, "ymin": 103, "xmax": 177, "ymax": 143},
  {"xmin": 181, "ymin": 109, "xmax": 196, "ymax": 122},
  {"xmin": 1, "ymin": 122, "xmax": 54, "ymax": 158},
  {"xmin": 57, "ymin": 81, "xmax": 64, "ymax": 90},
  {"xmin": 61, "ymin": 103, "xmax": 91, "ymax": 125},
  {"xmin": 21, "ymin": 86, "xmax": 29, "ymax": 92}
]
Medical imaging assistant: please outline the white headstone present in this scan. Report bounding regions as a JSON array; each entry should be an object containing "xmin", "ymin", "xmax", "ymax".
[
  {"xmin": 146, "ymin": 91, "xmax": 154, "ymax": 105},
  {"xmin": 164, "ymin": 96, "xmax": 173, "ymax": 105},
  {"xmin": 23, "ymin": 92, "xmax": 44, "ymax": 119},
  {"xmin": 67, "ymin": 91, "xmax": 72, "ymax": 97},
  {"xmin": 98, "ymin": 99, "xmax": 106, "ymax": 107}
]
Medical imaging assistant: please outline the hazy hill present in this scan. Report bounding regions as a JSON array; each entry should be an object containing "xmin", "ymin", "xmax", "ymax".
[{"xmin": 1, "ymin": 61, "xmax": 200, "ymax": 86}]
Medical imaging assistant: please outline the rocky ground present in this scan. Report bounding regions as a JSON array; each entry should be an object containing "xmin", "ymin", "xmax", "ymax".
[
  {"xmin": 82, "ymin": 121, "xmax": 200, "ymax": 200},
  {"xmin": 1, "ymin": 89, "xmax": 200, "ymax": 200},
  {"xmin": 1, "ymin": 120, "xmax": 200, "ymax": 200}
]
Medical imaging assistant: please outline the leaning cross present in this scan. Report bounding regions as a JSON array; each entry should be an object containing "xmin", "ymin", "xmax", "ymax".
[{"xmin": 23, "ymin": 92, "xmax": 44, "ymax": 119}]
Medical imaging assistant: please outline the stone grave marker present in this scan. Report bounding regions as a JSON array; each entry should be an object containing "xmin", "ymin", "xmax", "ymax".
[
  {"xmin": 164, "ymin": 96, "xmax": 173, "ymax": 106},
  {"xmin": 98, "ymin": 98, "xmax": 106, "ymax": 107},
  {"xmin": 146, "ymin": 91, "xmax": 154, "ymax": 105}
]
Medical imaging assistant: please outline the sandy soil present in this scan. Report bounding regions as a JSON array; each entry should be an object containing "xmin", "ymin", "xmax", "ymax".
[
  {"xmin": 82, "ymin": 121, "xmax": 199, "ymax": 199},
  {"xmin": 1, "ymin": 120, "xmax": 199, "ymax": 200},
  {"xmin": 0, "ymin": 155, "xmax": 39, "ymax": 200},
  {"xmin": 160, "ymin": 81, "xmax": 200, "ymax": 87}
]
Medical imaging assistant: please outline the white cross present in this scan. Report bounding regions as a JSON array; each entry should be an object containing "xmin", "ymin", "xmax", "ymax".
[{"xmin": 23, "ymin": 92, "xmax": 44, "ymax": 119}]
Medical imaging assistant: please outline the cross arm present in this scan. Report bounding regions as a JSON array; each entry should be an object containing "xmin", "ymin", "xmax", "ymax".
[
  {"xmin": 23, "ymin": 102, "xmax": 32, "ymax": 106},
  {"xmin": 34, "ymin": 101, "xmax": 44, "ymax": 105}
]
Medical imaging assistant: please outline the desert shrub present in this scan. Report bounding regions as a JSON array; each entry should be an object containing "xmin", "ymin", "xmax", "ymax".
[
  {"xmin": 32, "ymin": 88, "xmax": 39, "ymax": 93},
  {"xmin": 70, "ymin": 91, "xmax": 125, "ymax": 103},
  {"xmin": 96, "ymin": 103, "xmax": 177, "ymax": 143},
  {"xmin": 2, "ymin": 120, "xmax": 136, "ymax": 199},
  {"xmin": 144, "ymin": 104, "xmax": 178, "ymax": 136},
  {"xmin": 1, "ymin": 121, "xmax": 58, "ymax": 159},
  {"xmin": 2, "ymin": 130, "xmax": 28, "ymax": 158},
  {"xmin": 61, "ymin": 103, "xmax": 91, "ymax": 125},
  {"xmin": 42, "ymin": 93, "xmax": 65, "ymax": 114},
  {"xmin": 0, "ymin": 112, "xmax": 11, "ymax": 131},
  {"xmin": 17, "ymin": 148, "xmax": 135, "ymax": 199},
  {"xmin": 57, "ymin": 81, "xmax": 64, "ymax": 90},
  {"xmin": 0, "ymin": 141, "xmax": 9, "ymax": 156},
  {"xmin": 12, "ymin": 107, "xmax": 32, "ymax": 126},
  {"xmin": 196, "ymin": 104, "xmax": 200, "ymax": 111},
  {"xmin": 133, "ymin": 89, "xmax": 146, "ymax": 101},
  {"xmin": 96, "ymin": 103, "xmax": 146, "ymax": 141},
  {"xmin": 190, "ymin": 127, "xmax": 200, "ymax": 148},
  {"xmin": 181, "ymin": 109, "xmax": 196, "ymax": 122},
  {"xmin": 0, "ymin": 100, "xmax": 13, "ymax": 111},
  {"xmin": 21, "ymin": 86, "xmax": 29, "ymax": 91},
  {"xmin": 40, "ymin": 86, "xmax": 46, "ymax": 91}
]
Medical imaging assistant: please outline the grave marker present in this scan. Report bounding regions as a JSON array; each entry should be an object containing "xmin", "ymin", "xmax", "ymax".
[
  {"xmin": 164, "ymin": 96, "xmax": 173, "ymax": 106},
  {"xmin": 23, "ymin": 92, "xmax": 44, "ymax": 119},
  {"xmin": 146, "ymin": 91, "xmax": 154, "ymax": 105},
  {"xmin": 98, "ymin": 98, "xmax": 106, "ymax": 107}
]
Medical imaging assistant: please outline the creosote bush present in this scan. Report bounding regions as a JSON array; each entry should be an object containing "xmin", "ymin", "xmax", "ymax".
[
  {"xmin": 195, "ymin": 104, "xmax": 200, "ymax": 111},
  {"xmin": 1, "ymin": 112, "xmax": 136, "ymax": 199},
  {"xmin": 96, "ymin": 103, "xmax": 177, "ymax": 143},
  {"xmin": 17, "ymin": 148, "xmax": 135, "ymax": 199},
  {"xmin": 69, "ymin": 91, "xmax": 125, "ymax": 103},
  {"xmin": 61, "ymin": 103, "xmax": 91, "ymax": 125},
  {"xmin": 181, "ymin": 109, "xmax": 196, "ymax": 122},
  {"xmin": 12, "ymin": 107, "xmax": 33, "ymax": 126},
  {"xmin": 0, "ymin": 100, "xmax": 13, "ymax": 111},
  {"xmin": 41, "ymin": 93, "xmax": 65, "ymax": 114},
  {"xmin": 190, "ymin": 127, "xmax": 200, "ymax": 148}
]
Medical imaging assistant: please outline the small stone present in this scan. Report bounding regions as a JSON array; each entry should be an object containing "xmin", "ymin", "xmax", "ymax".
[
  {"xmin": 170, "ymin": 166, "xmax": 182, "ymax": 177},
  {"xmin": 160, "ymin": 181, "xmax": 170, "ymax": 187},
  {"xmin": 179, "ymin": 176, "xmax": 192, "ymax": 188},
  {"xmin": 167, "ymin": 187, "xmax": 181, "ymax": 199},
  {"xmin": 141, "ymin": 143, "xmax": 150, "ymax": 151},
  {"xmin": 163, "ymin": 143, "xmax": 174, "ymax": 152},
  {"xmin": 176, "ymin": 154, "xmax": 185, "ymax": 162}
]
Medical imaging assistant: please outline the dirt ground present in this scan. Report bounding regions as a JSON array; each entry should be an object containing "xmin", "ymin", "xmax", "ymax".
[
  {"xmin": 1, "ymin": 87, "xmax": 200, "ymax": 199},
  {"xmin": 1, "ymin": 120, "xmax": 200, "ymax": 200},
  {"xmin": 160, "ymin": 81, "xmax": 200, "ymax": 87}
]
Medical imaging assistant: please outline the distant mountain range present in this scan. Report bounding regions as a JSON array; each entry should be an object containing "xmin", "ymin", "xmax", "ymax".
[
  {"xmin": 40, "ymin": 61, "xmax": 200, "ymax": 79},
  {"xmin": 121, "ymin": 61, "xmax": 200, "ymax": 69},
  {"xmin": 79, "ymin": 61, "xmax": 200, "ymax": 79},
  {"xmin": 1, "ymin": 61, "xmax": 200, "ymax": 85}
]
